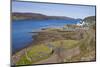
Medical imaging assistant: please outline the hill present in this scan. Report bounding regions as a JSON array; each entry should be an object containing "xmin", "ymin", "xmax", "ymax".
[
  {"xmin": 83, "ymin": 16, "xmax": 96, "ymax": 25},
  {"xmin": 12, "ymin": 12, "xmax": 75, "ymax": 20},
  {"xmin": 83, "ymin": 16, "xmax": 96, "ymax": 29}
]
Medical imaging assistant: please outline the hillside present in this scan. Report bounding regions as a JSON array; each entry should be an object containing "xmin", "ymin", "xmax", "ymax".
[
  {"xmin": 83, "ymin": 16, "xmax": 96, "ymax": 29},
  {"xmin": 83, "ymin": 16, "xmax": 96, "ymax": 25},
  {"xmin": 12, "ymin": 12, "xmax": 75, "ymax": 20},
  {"xmin": 83, "ymin": 16, "xmax": 96, "ymax": 22},
  {"xmin": 12, "ymin": 15, "xmax": 96, "ymax": 65}
]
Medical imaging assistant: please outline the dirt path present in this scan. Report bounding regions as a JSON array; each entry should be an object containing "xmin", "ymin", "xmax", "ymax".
[{"xmin": 34, "ymin": 46, "xmax": 80, "ymax": 64}]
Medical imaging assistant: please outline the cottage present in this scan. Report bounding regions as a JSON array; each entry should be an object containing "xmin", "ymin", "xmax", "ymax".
[{"xmin": 63, "ymin": 20, "xmax": 89, "ymax": 31}]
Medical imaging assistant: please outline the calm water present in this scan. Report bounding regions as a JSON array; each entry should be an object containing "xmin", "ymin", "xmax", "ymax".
[{"xmin": 12, "ymin": 19, "xmax": 80, "ymax": 53}]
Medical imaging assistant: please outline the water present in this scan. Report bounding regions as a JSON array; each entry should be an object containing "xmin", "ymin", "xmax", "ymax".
[{"xmin": 12, "ymin": 19, "xmax": 80, "ymax": 53}]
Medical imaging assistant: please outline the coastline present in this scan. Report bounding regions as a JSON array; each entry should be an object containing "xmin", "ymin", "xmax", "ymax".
[
  {"xmin": 12, "ymin": 41, "xmax": 34, "ymax": 55},
  {"xmin": 12, "ymin": 27, "xmax": 83, "ymax": 64},
  {"xmin": 12, "ymin": 16, "xmax": 96, "ymax": 65}
]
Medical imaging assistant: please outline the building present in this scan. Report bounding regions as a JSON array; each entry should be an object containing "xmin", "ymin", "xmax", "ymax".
[{"xmin": 63, "ymin": 20, "xmax": 89, "ymax": 31}]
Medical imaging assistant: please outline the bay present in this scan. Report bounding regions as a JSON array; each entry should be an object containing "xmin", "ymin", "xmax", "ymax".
[{"xmin": 12, "ymin": 19, "xmax": 80, "ymax": 53}]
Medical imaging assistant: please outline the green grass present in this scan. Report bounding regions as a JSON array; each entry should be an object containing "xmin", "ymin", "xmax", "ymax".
[
  {"xmin": 51, "ymin": 40, "xmax": 79, "ymax": 49},
  {"xmin": 28, "ymin": 44, "xmax": 51, "ymax": 56},
  {"xmin": 64, "ymin": 30, "xmax": 96, "ymax": 62},
  {"xmin": 15, "ymin": 29, "xmax": 96, "ymax": 65},
  {"xmin": 16, "ymin": 44, "xmax": 51, "ymax": 65},
  {"xmin": 16, "ymin": 40, "xmax": 79, "ymax": 65},
  {"xmin": 16, "ymin": 55, "xmax": 32, "ymax": 65}
]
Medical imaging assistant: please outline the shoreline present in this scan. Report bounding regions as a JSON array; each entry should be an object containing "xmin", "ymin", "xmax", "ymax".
[
  {"xmin": 12, "ymin": 27, "xmax": 96, "ymax": 65},
  {"xmin": 12, "ymin": 26, "xmax": 81, "ymax": 55},
  {"xmin": 12, "ymin": 36, "xmax": 39, "ymax": 55}
]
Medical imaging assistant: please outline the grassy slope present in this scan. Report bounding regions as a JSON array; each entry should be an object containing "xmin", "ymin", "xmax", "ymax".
[
  {"xmin": 65, "ymin": 30, "xmax": 96, "ymax": 62},
  {"xmin": 16, "ymin": 40, "xmax": 79, "ymax": 65},
  {"xmin": 13, "ymin": 15, "xmax": 96, "ymax": 65},
  {"xmin": 14, "ymin": 29, "xmax": 95, "ymax": 65},
  {"xmin": 16, "ymin": 45, "xmax": 51, "ymax": 65},
  {"xmin": 13, "ymin": 28, "xmax": 95, "ymax": 65}
]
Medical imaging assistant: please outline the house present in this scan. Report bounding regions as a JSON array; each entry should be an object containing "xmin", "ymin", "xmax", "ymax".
[{"xmin": 63, "ymin": 20, "xmax": 89, "ymax": 31}]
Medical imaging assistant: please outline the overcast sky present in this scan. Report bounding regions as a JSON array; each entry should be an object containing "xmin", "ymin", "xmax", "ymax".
[{"xmin": 12, "ymin": 1, "xmax": 96, "ymax": 19}]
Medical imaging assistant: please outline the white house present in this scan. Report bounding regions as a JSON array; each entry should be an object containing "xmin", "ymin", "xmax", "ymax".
[{"xmin": 76, "ymin": 20, "xmax": 86, "ymax": 27}]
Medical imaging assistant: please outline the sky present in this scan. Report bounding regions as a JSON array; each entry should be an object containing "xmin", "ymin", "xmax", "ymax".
[{"xmin": 12, "ymin": 1, "xmax": 96, "ymax": 19}]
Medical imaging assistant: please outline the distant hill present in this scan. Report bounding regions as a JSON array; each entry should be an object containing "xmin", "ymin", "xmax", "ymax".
[{"xmin": 12, "ymin": 12, "xmax": 75, "ymax": 20}]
